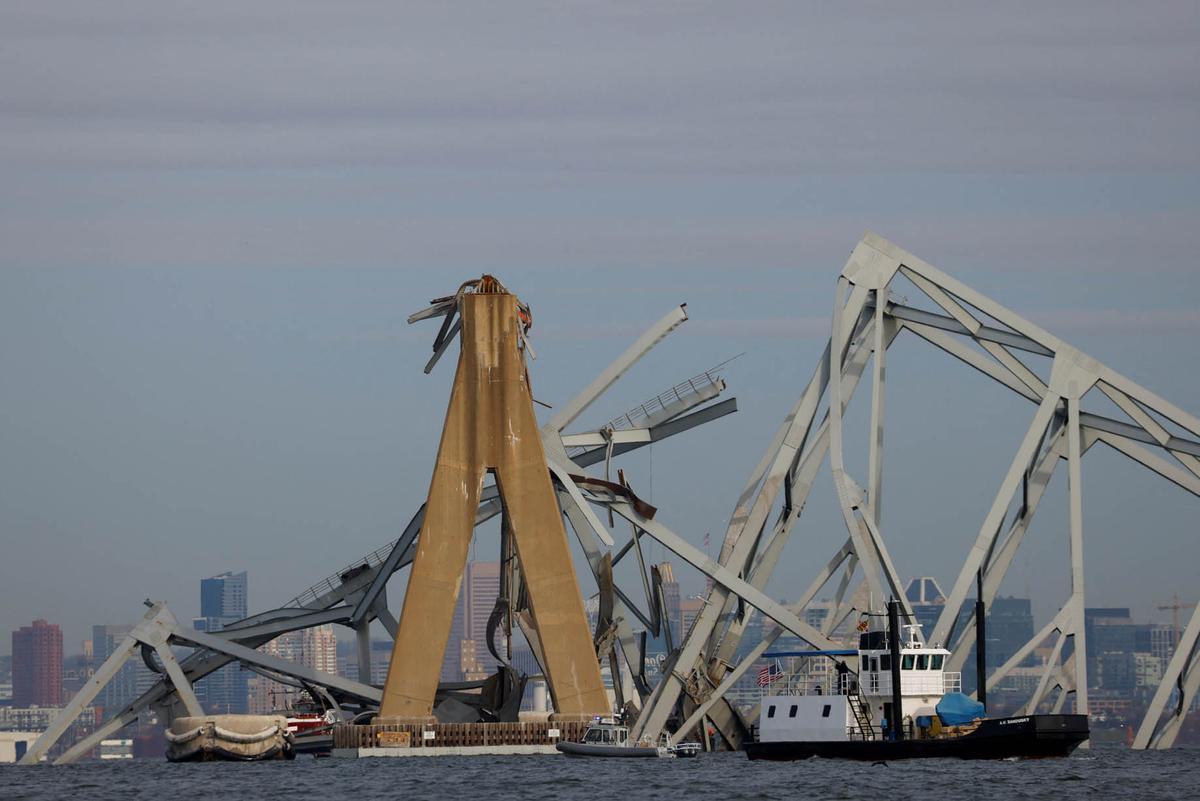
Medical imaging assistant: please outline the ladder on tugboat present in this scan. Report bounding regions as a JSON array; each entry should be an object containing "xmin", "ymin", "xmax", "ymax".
[{"xmin": 847, "ymin": 691, "xmax": 874, "ymax": 741}]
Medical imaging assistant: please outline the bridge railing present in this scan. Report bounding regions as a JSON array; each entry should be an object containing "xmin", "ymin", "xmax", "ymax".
[{"xmin": 286, "ymin": 538, "xmax": 399, "ymax": 609}]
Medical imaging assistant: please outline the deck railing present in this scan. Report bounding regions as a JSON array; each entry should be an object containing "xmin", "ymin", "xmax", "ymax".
[
  {"xmin": 601, "ymin": 365, "xmax": 726, "ymax": 432},
  {"xmin": 564, "ymin": 357, "xmax": 738, "ymax": 457},
  {"xmin": 286, "ymin": 538, "xmax": 399, "ymax": 609},
  {"xmin": 760, "ymin": 670, "xmax": 962, "ymax": 698}
]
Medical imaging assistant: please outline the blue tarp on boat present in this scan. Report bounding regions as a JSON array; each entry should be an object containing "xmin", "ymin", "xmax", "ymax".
[{"xmin": 936, "ymin": 692, "xmax": 985, "ymax": 725}]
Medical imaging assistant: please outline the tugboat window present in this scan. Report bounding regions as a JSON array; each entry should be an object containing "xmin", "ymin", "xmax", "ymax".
[
  {"xmin": 880, "ymin": 654, "xmax": 891, "ymax": 671},
  {"xmin": 916, "ymin": 654, "xmax": 929, "ymax": 670},
  {"xmin": 902, "ymin": 655, "xmax": 915, "ymax": 670},
  {"xmin": 931, "ymin": 654, "xmax": 945, "ymax": 670},
  {"xmin": 767, "ymin": 705, "xmax": 776, "ymax": 718},
  {"xmin": 822, "ymin": 704, "xmax": 832, "ymax": 718},
  {"xmin": 861, "ymin": 655, "xmax": 869, "ymax": 671},
  {"xmin": 789, "ymin": 705, "xmax": 798, "ymax": 718}
]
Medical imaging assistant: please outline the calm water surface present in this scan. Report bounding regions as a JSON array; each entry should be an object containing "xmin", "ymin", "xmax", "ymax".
[{"xmin": 2, "ymin": 748, "xmax": 1197, "ymax": 800}]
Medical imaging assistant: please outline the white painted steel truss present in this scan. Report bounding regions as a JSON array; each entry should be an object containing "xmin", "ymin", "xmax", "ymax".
[
  {"xmin": 631, "ymin": 233, "xmax": 1200, "ymax": 750},
  {"xmin": 25, "ymin": 236, "xmax": 1199, "ymax": 763}
]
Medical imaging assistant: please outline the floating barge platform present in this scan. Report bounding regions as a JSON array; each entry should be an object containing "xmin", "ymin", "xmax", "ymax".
[{"xmin": 330, "ymin": 720, "xmax": 589, "ymax": 758}]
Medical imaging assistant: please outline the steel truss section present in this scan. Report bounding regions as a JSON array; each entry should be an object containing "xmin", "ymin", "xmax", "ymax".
[
  {"xmin": 29, "ymin": 241, "xmax": 1200, "ymax": 760},
  {"xmin": 27, "ymin": 299, "xmax": 738, "ymax": 763},
  {"xmin": 19, "ymin": 602, "xmax": 380, "ymax": 764},
  {"xmin": 631, "ymin": 233, "xmax": 1200, "ymax": 750}
]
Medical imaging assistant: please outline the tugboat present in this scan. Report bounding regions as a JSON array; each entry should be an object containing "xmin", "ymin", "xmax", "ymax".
[
  {"xmin": 744, "ymin": 600, "xmax": 1089, "ymax": 761},
  {"xmin": 556, "ymin": 719, "xmax": 700, "ymax": 758},
  {"xmin": 285, "ymin": 705, "xmax": 338, "ymax": 757}
]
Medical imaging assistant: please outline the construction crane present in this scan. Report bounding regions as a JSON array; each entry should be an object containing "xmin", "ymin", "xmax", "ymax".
[{"xmin": 1157, "ymin": 594, "xmax": 1196, "ymax": 645}]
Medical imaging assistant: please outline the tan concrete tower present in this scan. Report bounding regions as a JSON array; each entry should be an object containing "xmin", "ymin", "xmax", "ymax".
[{"xmin": 379, "ymin": 278, "xmax": 608, "ymax": 721}]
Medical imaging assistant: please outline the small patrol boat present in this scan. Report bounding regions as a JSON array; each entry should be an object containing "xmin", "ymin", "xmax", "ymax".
[
  {"xmin": 556, "ymin": 720, "xmax": 699, "ymax": 758},
  {"xmin": 743, "ymin": 600, "xmax": 1089, "ymax": 761}
]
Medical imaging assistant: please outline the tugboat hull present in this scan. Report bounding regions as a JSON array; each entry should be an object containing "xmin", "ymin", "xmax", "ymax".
[{"xmin": 745, "ymin": 714, "xmax": 1088, "ymax": 761}]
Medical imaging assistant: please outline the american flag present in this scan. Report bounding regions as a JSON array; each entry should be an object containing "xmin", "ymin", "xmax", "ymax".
[{"xmin": 756, "ymin": 661, "xmax": 781, "ymax": 687}]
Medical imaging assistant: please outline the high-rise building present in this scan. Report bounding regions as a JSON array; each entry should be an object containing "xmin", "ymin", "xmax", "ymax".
[
  {"xmin": 337, "ymin": 639, "xmax": 393, "ymax": 686},
  {"xmin": 1085, "ymin": 608, "xmax": 1135, "ymax": 691},
  {"xmin": 463, "ymin": 561, "xmax": 501, "ymax": 675},
  {"xmin": 986, "ymin": 597, "xmax": 1036, "ymax": 668},
  {"xmin": 679, "ymin": 597, "xmax": 705, "ymax": 639},
  {"xmin": 905, "ymin": 577, "xmax": 947, "ymax": 638},
  {"xmin": 803, "ymin": 600, "xmax": 832, "ymax": 633},
  {"xmin": 193, "ymin": 571, "xmax": 250, "ymax": 714},
  {"xmin": 904, "ymin": 578, "xmax": 1031, "ymax": 661},
  {"xmin": 1133, "ymin": 652, "xmax": 1164, "ymax": 688},
  {"xmin": 734, "ymin": 608, "xmax": 764, "ymax": 662},
  {"xmin": 201, "ymin": 571, "xmax": 248, "ymax": 619},
  {"xmin": 12, "ymin": 620, "xmax": 63, "ymax": 708},
  {"xmin": 441, "ymin": 562, "xmax": 501, "ymax": 681},
  {"xmin": 443, "ymin": 601, "xmax": 466, "ymax": 682},
  {"xmin": 259, "ymin": 624, "xmax": 337, "ymax": 675},
  {"xmin": 1134, "ymin": 623, "xmax": 1177, "ymax": 662},
  {"xmin": 658, "ymin": 563, "xmax": 681, "ymax": 646},
  {"xmin": 250, "ymin": 624, "xmax": 338, "ymax": 713}
]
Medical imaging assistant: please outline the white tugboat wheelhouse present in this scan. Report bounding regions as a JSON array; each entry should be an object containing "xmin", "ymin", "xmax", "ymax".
[{"xmin": 757, "ymin": 624, "xmax": 959, "ymax": 743}]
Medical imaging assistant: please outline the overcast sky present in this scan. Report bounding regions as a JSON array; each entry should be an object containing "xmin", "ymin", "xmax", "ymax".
[{"xmin": 2, "ymin": 2, "xmax": 1199, "ymax": 654}]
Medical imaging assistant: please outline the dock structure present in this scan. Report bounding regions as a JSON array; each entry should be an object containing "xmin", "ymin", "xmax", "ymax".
[
  {"xmin": 19, "ymin": 235, "xmax": 1200, "ymax": 763},
  {"xmin": 330, "ymin": 720, "xmax": 589, "ymax": 758}
]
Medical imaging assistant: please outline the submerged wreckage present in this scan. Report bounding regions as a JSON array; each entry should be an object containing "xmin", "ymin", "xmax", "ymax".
[{"xmin": 19, "ymin": 234, "xmax": 1200, "ymax": 762}]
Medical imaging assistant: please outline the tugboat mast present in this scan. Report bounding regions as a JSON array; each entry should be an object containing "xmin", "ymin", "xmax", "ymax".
[
  {"xmin": 975, "ymin": 570, "xmax": 987, "ymax": 713},
  {"xmin": 886, "ymin": 600, "xmax": 904, "ymax": 742}
]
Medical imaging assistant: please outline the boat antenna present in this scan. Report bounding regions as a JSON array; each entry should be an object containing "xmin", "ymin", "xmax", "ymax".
[{"xmin": 975, "ymin": 569, "xmax": 987, "ymax": 711}]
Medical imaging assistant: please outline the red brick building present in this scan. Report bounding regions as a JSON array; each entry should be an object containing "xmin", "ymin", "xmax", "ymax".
[{"xmin": 12, "ymin": 619, "xmax": 63, "ymax": 707}]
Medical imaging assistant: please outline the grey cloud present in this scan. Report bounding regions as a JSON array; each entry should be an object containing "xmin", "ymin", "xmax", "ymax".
[
  {"xmin": 1028, "ymin": 307, "xmax": 1200, "ymax": 335},
  {"xmin": 2, "ymin": 1, "xmax": 1198, "ymax": 173},
  {"xmin": 583, "ymin": 307, "xmax": 1200, "ymax": 342},
  {"xmin": 3, "ymin": 199, "xmax": 1195, "ymax": 274}
]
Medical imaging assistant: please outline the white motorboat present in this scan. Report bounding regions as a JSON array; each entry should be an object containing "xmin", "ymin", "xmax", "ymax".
[{"xmin": 556, "ymin": 720, "xmax": 698, "ymax": 758}]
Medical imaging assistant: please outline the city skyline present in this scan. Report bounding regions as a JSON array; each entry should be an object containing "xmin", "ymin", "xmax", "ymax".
[
  {"xmin": 2, "ymin": 558, "xmax": 1189, "ymax": 758},
  {"xmin": 1, "ymin": 564, "xmax": 1193, "ymax": 660},
  {"xmin": 6, "ymin": 585, "xmax": 1180, "ymax": 726}
]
